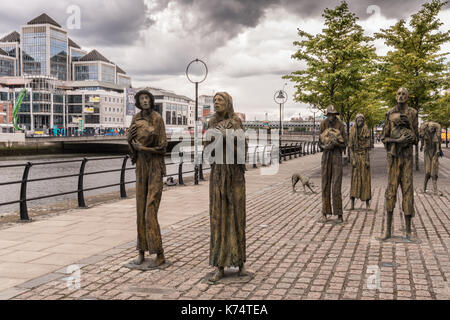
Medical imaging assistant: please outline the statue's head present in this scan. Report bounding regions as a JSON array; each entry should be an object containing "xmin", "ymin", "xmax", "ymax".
[
  {"xmin": 429, "ymin": 122, "xmax": 441, "ymax": 134},
  {"xmin": 214, "ymin": 92, "xmax": 234, "ymax": 118},
  {"xmin": 355, "ymin": 114, "xmax": 365, "ymax": 128},
  {"xmin": 135, "ymin": 90, "xmax": 155, "ymax": 111},
  {"xmin": 396, "ymin": 87, "xmax": 409, "ymax": 104},
  {"xmin": 326, "ymin": 105, "xmax": 339, "ymax": 123}
]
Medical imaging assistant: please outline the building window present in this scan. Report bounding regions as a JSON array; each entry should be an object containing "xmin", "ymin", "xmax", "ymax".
[
  {"xmin": 101, "ymin": 64, "xmax": 115, "ymax": 83},
  {"xmin": 75, "ymin": 64, "xmax": 99, "ymax": 81}
]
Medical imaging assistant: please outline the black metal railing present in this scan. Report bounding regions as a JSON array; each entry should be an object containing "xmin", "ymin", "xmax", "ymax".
[{"xmin": 0, "ymin": 141, "xmax": 321, "ymax": 221}]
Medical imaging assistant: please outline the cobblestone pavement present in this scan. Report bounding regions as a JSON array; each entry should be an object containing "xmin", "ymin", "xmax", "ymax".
[{"xmin": 5, "ymin": 146, "xmax": 450, "ymax": 300}]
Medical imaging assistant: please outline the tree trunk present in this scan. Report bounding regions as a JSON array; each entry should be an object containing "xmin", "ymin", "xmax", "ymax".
[
  {"xmin": 346, "ymin": 120, "xmax": 351, "ymax": 163},
  {"xmin": 443, "ymin": 126, "xmax": 447, "ymax": 147}
]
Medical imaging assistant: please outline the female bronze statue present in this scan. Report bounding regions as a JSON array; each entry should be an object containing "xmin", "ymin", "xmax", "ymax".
[
  {"xmin": 420, "ymin": 121, "xmax": 443, "ymax": 195},
  {"xmin": 207, "ymin": 92, "xmax": 247, "ymax": 282},
  {"xmin": 127, "ymin": 89, "xmax": 167, "ymax": 267},
  {"xmin": 349, "ymin": 114, "xmax": 371, "ymax": 210}
]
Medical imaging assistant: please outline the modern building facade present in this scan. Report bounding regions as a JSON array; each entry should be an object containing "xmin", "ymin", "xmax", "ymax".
[
  {"xmin": 137, "ymin": 87, "xmax": 195, "ymax": 134},
  {"xmin": 0, "ymin": 13, "xmax": 133, "ymax": 135}
]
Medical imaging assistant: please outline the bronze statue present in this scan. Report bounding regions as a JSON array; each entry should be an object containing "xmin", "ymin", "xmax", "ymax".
[
  {"xmin": 207, "ymin": 92, "xmax": 248, "ymax": 283},
  {"xmin": 420, "ymin": 121, "xmax": 443, "ymax": 195},
  {"xmin": 292, "ymin": 173, "xmax": 316, "ymax": 194},
  {"xmin": 127, "ymin": 90, "xmax": 167, "ymax": 267},
  {"xmin": 381, "ymin": 87, "xmax": 419, "ymax": 241},
  {"xmin": 349, "ymin": 114, "xmax": 371, "ymax": 210},
  {"xmin": 319, "ymin": 105, "xmax": 347, "ymax": 223}
]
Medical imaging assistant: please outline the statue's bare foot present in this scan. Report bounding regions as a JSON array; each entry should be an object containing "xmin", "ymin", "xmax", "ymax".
[
  {"xmin": 380, "ymin": 232, "xmax": 392, "ymax": 241},
  {"xmin": 154, "ymin": 253, "xmax": 165, "ymax": 266},
  {"xmin": 239, "ymin": 265, "xmax": 248, "ymax": 277},
  {"xmin": 318, "ymin": 215, "xmax": 328, "ymax": 223},
  {"xmin": 134, "ymin": 251, "xmax": 145, "ymax": 265},
  {"xmin": 209, "ymin": 268, "xmax": 224, "ymax": 283}
]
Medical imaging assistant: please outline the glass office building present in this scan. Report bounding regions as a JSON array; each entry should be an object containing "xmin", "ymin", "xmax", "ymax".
[
  {"xmin": 0, "ymin": 50, "xmax": 15, "ymax": 76},
  {"xmin": 74, "ymin": 64, "xmax": 99, "ymax": 81},
  {"xmin": 49, "ymin": 27, "xmax": 68, "ymax": 80},
  {"xmin": 22, "ymin": 26, "xmax": 47, "ymax": 76},
  {"xmin": 0, "ymin": 13, "xmax": 136, "ymax": 134}
]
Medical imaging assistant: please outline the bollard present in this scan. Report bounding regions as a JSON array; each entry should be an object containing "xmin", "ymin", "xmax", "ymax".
[
  {"xmin": 120, "ymin": 155, "xmax": 129, "ymax": 198},
  {"xmin": 294, "ymin": 143, "xmax": 299, "ymax": 158},
  {"xmin": 77, "ymin": 158, "xmax": 88, "ymax": 208},
  {"xmin": 199, "ymin": 150, "xmax": 205, "ymax": 181},
  {"xmin": 253, "ymin": 146, "xmax": 259, "ymax": 169},
  {"xmin": 19, "ymin": 162, "xmax": 33, "ymax": 221},
  {"xmin": 283, "ymin": 145, "xmax": 287, "ymax": 162},
  {"xmin": 178, "ymin": 152, "xmax": 184, "ymax": 185},
  {"xmin": 262, "ymin": 145, "xmax": 268, "ymax": 166}
]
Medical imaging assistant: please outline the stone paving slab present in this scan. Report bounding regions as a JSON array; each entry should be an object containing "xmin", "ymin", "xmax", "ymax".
[
  {"xmin": 0, "ymin": 147, "xmax": 321, "ymax": 297},
  {"xmin": 1, "ymin": 145, "xmax": 449, "ymax": 300}
]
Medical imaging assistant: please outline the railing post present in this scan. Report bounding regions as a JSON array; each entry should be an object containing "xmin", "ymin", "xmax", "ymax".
[
  {"xmin": 78, "ymin": 158, "xmax": 88, "ymax": 208},
  {"xmin": 199, "ymin": 150, "xmax": 205, "ymax": 181},
  {"xmin": 178, "ymin": 152, "xmax": 184, "ymax": 185},
  {"xmin": 253, "ymin": 146, "xmax": 259, "ymax": 169},
  {"xmin": 19, "ymin": 162, "xmax": 33, "ymax": 221},
  {"xmin": 283, "ymin": 144, "xmax": 287, "ymax": 161},
  {"xmin": 120, "ymin": 155, "xmax": 129, "ymax": 198},
  {"xmin": 289, "ymin": 143, "xmax": 294, "ymax": 160},
  {"xmin": 262, "ymin": 145, "xmax": 268, "ymax": 166},
  {"xmin": 294, "ymin": 143, "xmax": 298, "ymax": 158},
  {"xmin": 279, "ymin": 145, "xmax": 283, "ymax": 164}
]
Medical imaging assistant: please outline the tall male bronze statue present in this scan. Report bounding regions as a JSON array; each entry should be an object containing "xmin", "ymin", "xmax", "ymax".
[
  {"xmin": 349, "ymin": 114, "xmax": 371, "ymax": 210},
  {"xmin": 207, "ymin": 92, "xmax": 247, "ymax": 283},
  {"xmin": 420, "ymin": 121, "xmax": 443, "ymax": 195},
  {"xmin": 127, "ymin": 90, "xmax": 167, "ymax": 267},
  {"xmin": 381, "ymin": 87, "xmax": 418, "ymax": 241},
  {"xmin": 319, "ymin": 105, "xmax": 347, "ymax": 223}
]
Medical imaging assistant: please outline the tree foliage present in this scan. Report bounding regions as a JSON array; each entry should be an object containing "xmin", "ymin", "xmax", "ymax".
[
  {"xmin": 284, "ymin": 1, "xmax": 377, "ymax": 134},
  {"xmin": 374, "ymin": 0, "xmax": 450, "ymax": 111}
]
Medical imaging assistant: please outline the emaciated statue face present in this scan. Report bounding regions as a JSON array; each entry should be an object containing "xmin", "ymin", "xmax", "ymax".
[
  {"xmin": 356, "ymin": 117, "xmax": 364, "ymax": 127},
  {"xmin": 139, "ymin": 94, "xmax": 151, "ymax": 110},
  {"xmin": 327, "ymin": 113, "xmax": 337, "ymax": 123},
  {"xmin": 396, "ymin": 88, "xmax": 409, "ymax": 104},
  {"xmin": 214, "ymin": 94, "xmax": 227, "ymax": 115}
]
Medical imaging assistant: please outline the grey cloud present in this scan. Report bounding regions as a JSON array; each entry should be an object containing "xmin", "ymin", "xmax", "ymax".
[
  {"xmin": 0, "ymin": 0, "xmax": 151, "ymax": 47},
  {"xmin": 151, "ymin": 0, "xmax": 438, "ymax": 42}
]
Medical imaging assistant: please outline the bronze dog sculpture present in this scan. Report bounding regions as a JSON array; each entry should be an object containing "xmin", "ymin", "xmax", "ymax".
[{"xmin": 292, "ymin": 173, "xmax": 316, "ymax": 194}]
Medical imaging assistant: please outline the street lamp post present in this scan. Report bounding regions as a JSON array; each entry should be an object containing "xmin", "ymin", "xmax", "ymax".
[
  {"xmin": 186, "ymin": 59, "xmax": 208, "ymax": 185},
  {"xmin": 308, "ymin": 106, "xmax": 319, "ymax": 142},
  {"xmin": 274, "ymin": 90, "xmax": 288, "ymax": 163}
]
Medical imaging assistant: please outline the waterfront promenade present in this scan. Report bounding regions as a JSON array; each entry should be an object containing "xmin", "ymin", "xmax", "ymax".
[{"xmin": 0, "ymin": 145, "xmax": 448, "ymax": 300}]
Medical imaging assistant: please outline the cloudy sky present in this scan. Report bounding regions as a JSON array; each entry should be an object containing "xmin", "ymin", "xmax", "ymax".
[{"xmin": 0, "ymin": 0, "xmax": 449, "ymax": 120}]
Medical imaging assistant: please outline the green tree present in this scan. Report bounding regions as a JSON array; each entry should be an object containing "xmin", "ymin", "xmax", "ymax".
[
  {"xmin": 375, "ymin": 0, "xmax": 450, "ymax": 168},
  {"xmin": 284, "ymin": 1, "xmax": 377, "ymax": 150}
]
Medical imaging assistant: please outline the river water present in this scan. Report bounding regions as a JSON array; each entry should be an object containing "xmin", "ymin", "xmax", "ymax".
[{"xmin": 0, "ymin": 145, "xmax": 270, "ymax": 216}]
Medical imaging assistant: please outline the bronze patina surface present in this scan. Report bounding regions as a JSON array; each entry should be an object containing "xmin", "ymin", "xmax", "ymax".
[
  {"xmin": 126, "ymin": 90, "xmax": 168, "ymax": 269},
  {"xmin": 206, "ymin": 92, "xmax": 248, "ymax": 283},
  {"xmin": 319, "ymin": 105, "xmax": 347, "ymax": 223},
  {"xmin": 380, "ymin": 88, "xmax": 419, "ymax": 241},
  {"xmin": 349, "ymin": 114, "xmax": 371, "ymax": 210},
  {"xmin": 420, "ymin": 121, "xmax": 443, "ymax": 195}
]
